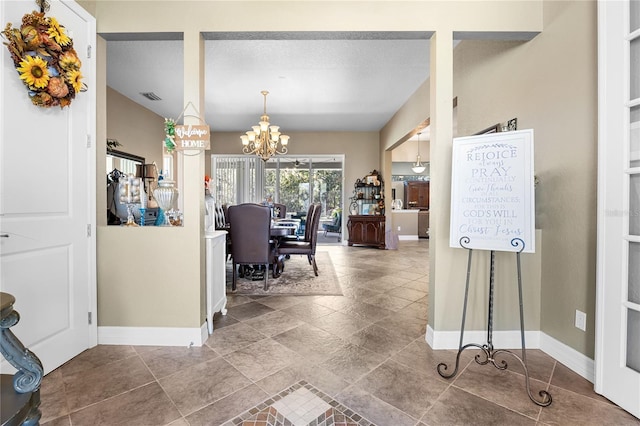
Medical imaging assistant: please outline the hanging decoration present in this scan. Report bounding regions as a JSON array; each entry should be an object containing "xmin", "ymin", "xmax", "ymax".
[
  {"xmin": 1, "ymin": 0, "xmax": 87, "ymax": 108},
  {"xmin": 163, "ymin": 102, "xmax": 210, "ymax": 154}
]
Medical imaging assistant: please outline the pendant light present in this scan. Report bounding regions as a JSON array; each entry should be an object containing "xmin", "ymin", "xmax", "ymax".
[{"xmin": 411, "ymin": 132, "xmax": 426, "ymax": 174}]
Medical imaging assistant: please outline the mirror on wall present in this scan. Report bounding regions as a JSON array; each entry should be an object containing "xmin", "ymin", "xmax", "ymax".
[
  {"xmin": 106, "ymin": 148, "xmax": 144, "ymax": 176},
  {"xmin": 106, "ymin": 148, "xmax": 145, "ymax": 225}
]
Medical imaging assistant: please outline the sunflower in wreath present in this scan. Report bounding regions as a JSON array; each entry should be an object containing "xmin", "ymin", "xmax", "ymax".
[{"xmin": 2, "ymin": 10, "xmax": 86, "ymax": 108}]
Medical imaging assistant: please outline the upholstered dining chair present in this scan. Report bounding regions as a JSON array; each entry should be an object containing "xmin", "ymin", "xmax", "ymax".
[
  {"xmin": 273, "ymin": 203, "xmax": 287, "ymax": 218},
  {"xmin": 276, "ymin": 203, "xmax": 322, "ymax": 276},
  {"xmin": 228, "ymin": 203, "xmax": 276, "ymax": 291},
  {"xmin": 283, "ymin": 203, "xmax": 314, "ymax": 242}
]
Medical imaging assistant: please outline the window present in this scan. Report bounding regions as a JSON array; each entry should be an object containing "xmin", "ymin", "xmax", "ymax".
[
  {"xmin": 211, "ymin": 155, "xmax": 343, "ymax": 219},
  {"xmin": 211, "ymin": 156, "xmax": 264, "ymax": 206}
]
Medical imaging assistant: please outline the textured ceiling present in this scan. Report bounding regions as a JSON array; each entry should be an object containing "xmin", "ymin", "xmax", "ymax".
[{"xmin": 106, "ymin": 33, "xmax": 434, "ymax": 133}]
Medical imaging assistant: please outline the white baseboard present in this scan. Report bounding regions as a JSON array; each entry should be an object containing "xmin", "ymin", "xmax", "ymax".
[
  {"xmin": 398, "ymin": 235, "xmax": 419, "ymax": 241},
  {"xmin": 98, "ymin": 324, "xmax": 209, "ymax": 347},
  {"xmin": 539, "ymin": 332, "xmax": 595, "ymax": 383},
  {"xmin": 425, "ymin": 326, "xmax": 594, "ymax": 383},
  {"xmin": 426, "ymin": 326, "xmax": 540, "ymax": 349}
]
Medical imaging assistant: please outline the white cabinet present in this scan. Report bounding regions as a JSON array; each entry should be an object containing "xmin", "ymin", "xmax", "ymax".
[{"xmin": 205, "ymin": 230, "xmax": 228, "ymax": 334}]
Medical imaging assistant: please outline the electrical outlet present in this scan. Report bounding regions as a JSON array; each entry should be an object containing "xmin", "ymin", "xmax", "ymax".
[
  {"xmin": 397, "ymin": 226, "xmax": 401, "ymax": 231},
  {"xmin": 575, "ymin": 310, "xmax": 586, "ymax": 331}
]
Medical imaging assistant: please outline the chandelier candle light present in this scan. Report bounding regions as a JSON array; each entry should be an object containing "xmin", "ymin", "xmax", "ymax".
[
  {"xmin": 411, "ymin": 132, "xmax": 426, "ymax": 174},
  {"xmin": 241, "ymin": 91, "xmax": 290, "ymax": 161}
]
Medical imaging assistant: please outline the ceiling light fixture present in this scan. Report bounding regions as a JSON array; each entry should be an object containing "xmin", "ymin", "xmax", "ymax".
[
  {"xmin": 241, "ymin": 90, "xmax": 290, "ymax": 162},
  {"xmin": 411, "ymin": 132, "xmax": 426, "ymax": 174}
]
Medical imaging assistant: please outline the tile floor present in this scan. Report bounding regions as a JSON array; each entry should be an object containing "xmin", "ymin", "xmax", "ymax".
[{"xmin": 40, "ymin": 241, "xmax": 639, "ymax": 426}]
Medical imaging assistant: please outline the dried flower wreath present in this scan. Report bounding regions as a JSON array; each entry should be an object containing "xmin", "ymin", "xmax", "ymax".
[{"xmin": 2, "ymin": 9, "xmax": 86, "ymax": 108}]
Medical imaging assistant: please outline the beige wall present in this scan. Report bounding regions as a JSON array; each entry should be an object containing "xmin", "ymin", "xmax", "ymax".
[
  {"xmin": 391, "ymin": 211, "xmax": 419, "ymax": 237},
  {"xmin": 454, "ymin": 1, "xmax": 597, "ymax": 357},
  {"xmin": 392, "ymin": 139, "xmax": 431, "ymax": 163},
  {"xmin": 82, "ymin": 1, "xmax": 542, "ymax": 35},
  {"xmin": 106, "ymin": 87, "xmax": 164, "ymax": 169},
  {"xmin": 381, "ymin": 0, "xmax": 596, "ymax": 357},
  {"xmin": 98, "ymin": 228, "xmax": 202, "ymax": 327},
  {"xmin": 382, "ymin": 80, "xmax": 431, "ymax": 152},
  {"xmin": 98, "ymin": 89, "xmax": 180, "ymax": 327}
]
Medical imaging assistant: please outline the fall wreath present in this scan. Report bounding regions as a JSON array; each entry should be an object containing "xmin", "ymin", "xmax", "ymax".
[{"xmin": 2, "ymin": 10, "xmax": 86, "ymax": 108}]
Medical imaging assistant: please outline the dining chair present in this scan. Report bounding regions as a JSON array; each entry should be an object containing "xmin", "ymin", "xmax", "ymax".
[
  {"xmin": 214, "ymin": 203, "xmax": 232, "ymax": 260},
  {"xmin": 283, "ymin": 203, "xmax": 315, "ymax": 242},
  {"xmin": 214, "ymin": 204, "xmax": 229, "ymax": 230},
  {"xmin": 273, "ymin": 203, "xmax": 287, "ymax": 218},
  {"xmin": 276, "ymin": 203, "xmax": 322, "ymax": 276},
  {"xmin": 227, "ymin": 203, "xmax": 276, "ymax": 291}
]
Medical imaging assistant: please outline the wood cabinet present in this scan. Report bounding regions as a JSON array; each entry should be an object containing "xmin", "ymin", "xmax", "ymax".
[
  {"xmin": 347, "ymin": 215, "xmax": 385, "ymax": 249},
  {"xmin": 347, "ymin": 170, "xmax": 385, "ymax": 249},
  {"xmin": 418, "ymin": 210, "xmax": 430, "ymax": 238},
  {"xmin": 404, "ymin": 181, "xmax": 430, "ymax": 209}
]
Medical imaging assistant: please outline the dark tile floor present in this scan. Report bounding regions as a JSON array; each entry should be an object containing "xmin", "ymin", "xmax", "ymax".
[{"xmin": 40, "ymin": 241, "xmax": 639, "ymax": 425}]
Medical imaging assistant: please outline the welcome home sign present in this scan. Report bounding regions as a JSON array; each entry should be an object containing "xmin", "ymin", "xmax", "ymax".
[
  {"xmin": 450, "ymin": 129, "xmax": 535, "ymax": 253},
  {"xmin": 174, "ymin": 125, "xmax": 210, "ymax": 150}
]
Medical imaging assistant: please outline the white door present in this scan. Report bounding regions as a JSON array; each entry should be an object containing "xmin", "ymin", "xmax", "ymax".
[
  {"xmin": 0, "ymin": 0, "xmax": 96, "ymax": 375},
  {"xmin": 596, "ymin": 0, "xmax": 640, "ymax": 418}
]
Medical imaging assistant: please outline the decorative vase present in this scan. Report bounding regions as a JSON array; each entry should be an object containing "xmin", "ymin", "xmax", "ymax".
[
  {"xmin": 153, "ymin": 180, "xmax": 179, "ymax": 226},
  {"xmin": 118, "ymin": 175, "xmax": 142, "ymax": 227}
]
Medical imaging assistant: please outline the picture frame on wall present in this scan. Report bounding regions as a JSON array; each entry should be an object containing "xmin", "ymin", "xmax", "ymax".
[{"xmin": 474, "ymin": 123, "xmax": 501, "ymax": 135}]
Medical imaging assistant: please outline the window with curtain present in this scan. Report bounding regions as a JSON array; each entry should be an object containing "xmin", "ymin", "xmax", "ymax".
[
  {"xmin": 211, "ymin": 156, "xmax": 264, "ymax": 206},
  {"xmin": 211, "ymin": 155, "xmax": 343, "ymax": 218}
]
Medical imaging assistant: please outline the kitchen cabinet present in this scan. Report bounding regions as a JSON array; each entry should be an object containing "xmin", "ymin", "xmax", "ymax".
[
  {"xmin": 404, "ymin": 181, "xmax": 429, "ymax": 209},
  {"xmin": 418, "ymin": 210, "xmax": 429, "ymax": 238}
]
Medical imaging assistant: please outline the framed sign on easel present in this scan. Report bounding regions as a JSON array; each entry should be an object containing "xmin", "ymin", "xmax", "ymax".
[
  {"xmin": 438, "ymin": 129, "xmax": 551, "ymax": 407},
  {"xmin": 450, "ymin": 129, "xmax": 535, "ymax": 253}
]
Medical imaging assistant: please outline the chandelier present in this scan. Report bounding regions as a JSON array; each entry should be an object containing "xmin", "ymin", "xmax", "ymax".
[
  {"xmin": 241, "ymin": 90, "xmax": 290, "ymax": 161},
  {"xmin": 411, "ymin": 132, "xmax": 426, "ymax": 174}
]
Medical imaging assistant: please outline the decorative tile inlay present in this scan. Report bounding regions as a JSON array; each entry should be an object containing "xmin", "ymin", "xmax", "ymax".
[
  {"xmin": 226, "ymin": 381, "xmax": 376, "ymax": 426},
  {"xmin": 271, "ymin": 386, "xmax": 331, "ymax": 425}
]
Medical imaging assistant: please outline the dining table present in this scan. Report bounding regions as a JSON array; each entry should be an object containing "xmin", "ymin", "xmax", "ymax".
[{"xmin": 271, "ymin": 218, "xmax": 300, "ymax": 237}]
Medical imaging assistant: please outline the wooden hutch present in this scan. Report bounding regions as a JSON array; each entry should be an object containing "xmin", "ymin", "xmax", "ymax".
[{"xmin": 347, "ymin": 170, "xmax": 385, "ymax": 249}]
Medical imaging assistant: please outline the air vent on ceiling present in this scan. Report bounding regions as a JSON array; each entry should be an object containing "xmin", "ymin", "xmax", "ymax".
[{"xmin": 140, "ymin": 92, "xmax": 162, "ymax": 101}]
